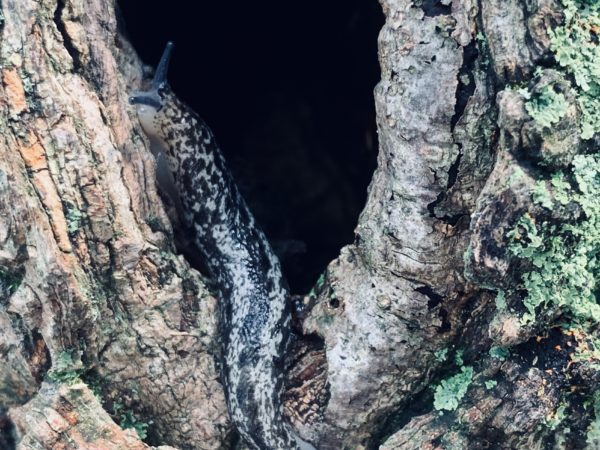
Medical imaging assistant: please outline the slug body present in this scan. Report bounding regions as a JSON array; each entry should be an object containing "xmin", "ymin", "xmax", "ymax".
[{"xmin": 130, "ymin": 43, "xmax": 309, "ymax": 450}]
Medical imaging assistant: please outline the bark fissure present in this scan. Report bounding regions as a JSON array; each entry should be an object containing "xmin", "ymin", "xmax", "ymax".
[
  {"xmin": 415, "ymin": 285, "xmax": 444, "ymax": 309},
  {"xmin": 420, "ymin": 0, "xmax": 451, "ymax": 17},
  {"xmin": 0, "ymin": 411, "xmax": 16, "ymax": 450},
  {"xmin": 426, "ymin": 149, "xmax": 465, "ymax": 226},
  {"xmin": 426, "ymin": 36, "xmax": 479, "ymax": 225},
  {"xmin": 451, "ymin": 40, "xmax": 478, "ymax": 131},
  {"xmin": 53, "ymin": 0, "xmax": 82, "ymax": 72}
]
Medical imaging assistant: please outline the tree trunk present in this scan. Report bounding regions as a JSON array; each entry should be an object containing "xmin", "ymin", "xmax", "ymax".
[
  {"xmin": 0, "ymin": 0, "xmax": 229, "ymax": 448},
  {"xmin": 1, "ymin": 0, "xmax": 599, "ymax": 450}
]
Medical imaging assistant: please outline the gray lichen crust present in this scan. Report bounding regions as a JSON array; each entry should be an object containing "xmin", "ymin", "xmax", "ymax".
[{"xmin": 130, "ymin": 44, "xmax": 304, "ymax": 450}]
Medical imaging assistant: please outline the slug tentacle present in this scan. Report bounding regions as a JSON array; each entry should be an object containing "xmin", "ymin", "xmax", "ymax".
[
  {"xmin": 130, "ymin": 42, "xmax": 315, "ymax": 450},
  {"xmin": 128, "ymin": 41, "xmax": 174, "ymax": 110},
  {"xmin": 151, "ymin": 41, "xmax": 174, "ymax": 89}
]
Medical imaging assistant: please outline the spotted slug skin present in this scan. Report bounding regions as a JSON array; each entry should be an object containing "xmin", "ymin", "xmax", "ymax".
[{"xmin": 130, "ymin": 43, "xmax": 310, "ymax": 450}]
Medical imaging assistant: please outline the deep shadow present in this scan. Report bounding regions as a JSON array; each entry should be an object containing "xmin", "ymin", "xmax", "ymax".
[
  {"xmin": 0, "ymin": 410, "xmax": 16, "ymax": 450},
  {"xmin": 118, "ymin": 0, "xmax": 383, "ymax": 293}
]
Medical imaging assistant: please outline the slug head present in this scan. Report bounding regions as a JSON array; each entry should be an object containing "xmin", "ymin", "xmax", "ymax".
[{"xmin": 129, "ymin": 41, "xmax": 174, "ymax": 137}]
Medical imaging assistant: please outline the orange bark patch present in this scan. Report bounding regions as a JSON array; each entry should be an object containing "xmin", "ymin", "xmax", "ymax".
[
  {"xmin": 19, "ymin": 133, "xmax": 48, "ymax": 171},
  {"xmin": 2, "ymin": 68, "xmax": 28, "ymax": 115},
  {"xmin": 18, "ymin": 133, "xmax": 72, "ymax": 252},
  {"xmin": 33, "ymin": 170, "xmax": 72, "ymax": 253}
]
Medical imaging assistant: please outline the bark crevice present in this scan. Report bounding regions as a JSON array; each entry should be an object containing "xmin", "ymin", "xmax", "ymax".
[{"xmin": 53, "ymin": 0, "xmax": 82, "ymax": 73}]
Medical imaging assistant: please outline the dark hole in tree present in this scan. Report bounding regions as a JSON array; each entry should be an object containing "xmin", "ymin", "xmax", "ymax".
[
  {"xmin": 0, "ymin": 410, "xmax": 16, "ymax": 450},
  {"xmin": 118, "ymin": 0, "xmax": 383, "ymax": 294}
]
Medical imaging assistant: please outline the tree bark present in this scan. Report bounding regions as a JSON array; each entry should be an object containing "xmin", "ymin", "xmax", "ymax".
[
  {"xmin": 0, "ymin": 0, "xmax": 229, "ymax": 448},
  {"xmin": 1, "ymin": 0, "xmax": 599, "ymax": 449}
]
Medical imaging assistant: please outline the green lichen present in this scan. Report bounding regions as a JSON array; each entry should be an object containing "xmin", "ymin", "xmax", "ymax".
[
  {"xmin": 544, "ymin": 403, "xmax": 567, "ymax": 431},
  {"xmin": 85, "ymin": 372, "xmax": 152, "ymax": 440},
  {"xmin": 454, "ymin": 349, "xmax": 464, "ymax": 366},
  {"xmin": 48, "ymin": 349, "xmax": 84, "ymax": 384},
  {"xmin": 506, "ymin": 167, "xmax": 525, "ymax": 186},
  {"xmin": 0, "ymin": 268, "xmax": 23, "ymax": 295},
  {"xmin": 308, "ymin": 273, "xmax": 326, "ymax": 298},
  {"xmin": 112, "ymin": 402, "xmax": 152, "ymax": 440},
  {"xmin": 587, "ymin": 391, "xmax": 600, "ymax": 446},
  {"xmin": 484, "ymin": 379, "xmax": 497, "ymax": 390},
  {"xmin": 524, "ymin": 85, "xmax": 569, "ymax": 129},
  {"xmin": 489, "ymin": 346, "xmax": 509, "ymax": 360},
  {"xmin": 433, "ymin": 366, "xmax": 473, "ymax": 412},
  {"xmin": 475, "ymin": 32, "xmax": 491, "ymax": 70},
  {"xmin": 434, "ymin": 348, "xmax": 449, "ymax": 362},
  {"xmin": 507, "ymin": 154, "xmax": 600, "ymax": 324},
  {"xmin": 316, "ymin": 273, "xmax": 325, "ymax": 289},
  {"xmin": 550, "ymin": 173, "xmax": 572, "ymax": 205},
  {"xmin": 569, "ymin": 329, "xmax": 600, "ymax": 369},
  {"xmin": 547, "ymin": 0, "xmax": 600, "ymax": 138},
  {"xmin": 495, "ymin": 291, "xmax": 507, "ymax": 312},
  {"xmin": 65, "ymin": 205, "xmax": 84, "ymax": 234}
]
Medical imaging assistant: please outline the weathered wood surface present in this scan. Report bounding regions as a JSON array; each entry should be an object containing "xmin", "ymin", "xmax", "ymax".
[
  {"xmin": 0, "ymin": 0, "xmax": 229, "ymax": 448},
  {"xmin": 1, "ymin": 0, "xmax": 598, "ymax": 449}
]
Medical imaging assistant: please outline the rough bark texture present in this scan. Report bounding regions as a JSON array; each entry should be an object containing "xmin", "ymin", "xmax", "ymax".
[
  {"xmin": 10, "ymin": 382, "xmax": 178, "ymax": 450},
  {"xmin": 1, "ymin": 0, "xmax": 599, "ymax": 450},
  {"xmin": 286, "ymin": 0, "xmax": 600, "ymax": 448},
  {"xmin": 0, "ymin": 0, "xmax": 229, "ymax": 448}
]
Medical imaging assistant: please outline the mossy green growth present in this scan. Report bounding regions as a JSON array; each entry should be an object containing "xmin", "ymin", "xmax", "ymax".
[
  {"xmin": 454, "ymin": 349, "xmax": 464, "ymax": 366},
  {"xmin": 48, "ymin": 350, "xmax": 84, "ymax": 384},
  {"xmin": 0, "ymin": 268, "xmax": 23, "ymax": 295},
  {"xmin": 507, "ymin": 154, "xmax": 600, "ymax": 324},
  {"xmin": 434, "ymin": 348, "xmax": 449, "ymax": 362},
  {"xmin": 308, "ymin": 273, "xmax": 326, "ymax": 298},
  {"xmin": 433, "ymin": 366, "xmax": 473, "ymax": 412},
  {"xmin": 66, "ymin": 206, "xmax": 84, "ymax": 233},
  {"xmin": 569, "ymin": 329, "xmax": 600, "ymax": 369},
  {"xmin": 524, "ymin": 85, "xmax": 569, "ymax": 128},
  {"xmin": 475, "ymin": 31, "xmax": 491, "ymax": 69},
  {"xmin": 489, "ymin": 346, "xmax": 510, "ymax": 360},
  {"xmin": 113, "ymin": 402, "xmax": 152, "ymax": 440},
  {"xmin": 495, "ymin": 291, "xmax": 507, "ymax": 311},
  {"xmin": 544, "ymin": 403, "xmax": 567, "ymax": 430},
  {"xmin": 587, "ymin": 391, "xmax": 600, "ymax": 446},
  {"xmin": 484, "ymin": 379, "xmax": 497, "ymax": 390},
  {"xmin": 547, "ymin": 0, "xmax": 600, "ymax": 138}
]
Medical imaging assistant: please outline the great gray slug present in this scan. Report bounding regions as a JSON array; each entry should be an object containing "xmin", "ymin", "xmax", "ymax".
[{"xmin": 129, "ymin": 42, "xmax": 315, "ymax": 450}]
